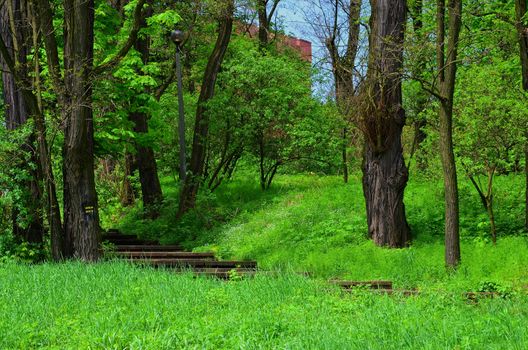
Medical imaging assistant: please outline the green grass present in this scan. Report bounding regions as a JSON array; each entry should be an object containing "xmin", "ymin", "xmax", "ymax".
[
  {"xmin": 107, "ymin": 172, "xmax": 528, "ymax": 290},
  {"xmin": 1, "ymin": 261, "xmax": 527, "ymax": 349}
]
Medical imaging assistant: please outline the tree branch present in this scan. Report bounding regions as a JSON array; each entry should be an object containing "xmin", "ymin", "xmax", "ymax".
[{"xmin": 93, "ymin": 0, "xmax": 147, "ymax": 76}]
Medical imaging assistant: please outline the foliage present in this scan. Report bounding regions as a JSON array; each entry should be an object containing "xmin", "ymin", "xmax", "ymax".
[
  {"xmin": 206, "ymin": 36, "xmax": 341, "ymax": 190},
  {"xmin": 0, "ymin": 123, "xmax": 39, "ymax": 237}
]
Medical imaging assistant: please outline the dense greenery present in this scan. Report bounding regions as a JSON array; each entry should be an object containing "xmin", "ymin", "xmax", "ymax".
[{"xmin": 0, "ymin": 0, "xmax": 527, "ymax": 347}]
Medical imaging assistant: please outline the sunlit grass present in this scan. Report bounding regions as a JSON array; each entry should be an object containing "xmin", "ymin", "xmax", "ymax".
[{"xmin": 1, "ymin": 261, "xmax": 527, "ymax": 349}]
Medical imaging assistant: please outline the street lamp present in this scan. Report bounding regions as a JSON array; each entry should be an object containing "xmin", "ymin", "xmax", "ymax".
[{"xmin": 171, "ymin": 29, "xmax": 187, "ymax": 181}]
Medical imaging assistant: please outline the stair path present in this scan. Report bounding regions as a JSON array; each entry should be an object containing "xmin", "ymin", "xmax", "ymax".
[
  {"xmin": 102, "ymin": 230, "xmax": 257, "ymax": 279},
  {"xmin": 103, "ymin": 230, "xmax": 506, "ymax": 299}
]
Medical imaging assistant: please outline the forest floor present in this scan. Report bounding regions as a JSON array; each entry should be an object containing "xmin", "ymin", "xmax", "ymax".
[{"xmin": 2, "ymin": 172, "xmax": 527, "ymax": 348}]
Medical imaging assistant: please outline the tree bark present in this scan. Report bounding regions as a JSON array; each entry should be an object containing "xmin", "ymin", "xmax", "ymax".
[
  {"xmin": 514, "ymin": 0, "xmax": 528, "ymax": 231},
  {"xmin": 0, "ymin": 0, "xmax": 44, "ymax": 244},
  {"xmin": 177, "ymin": 0, "xmax": 234, "ymax": 218},
  {"xmin": 120, "ymin": 151, "xmax": 137, "ymax": 206},
  {"xmin": 61, "ymin": 0, "xmax": 100, "ymax": 261},
  {"xmin": 360, "ymin": 0, "xmax": 410, "ymax": 247},
  {"xmin": 407, "ymin": 0, "xmax": 428, "ymax": 170},
  {"xmin": 436, "ymin": 0, "xmax": 462, "ymax": 267},
  {"xmin": 257, "ymin": 0, "xmax": 280, "ymax": 48},
  {"xmin": 128, "ymin": 2, "xmax": 163, "ymax": 216}
]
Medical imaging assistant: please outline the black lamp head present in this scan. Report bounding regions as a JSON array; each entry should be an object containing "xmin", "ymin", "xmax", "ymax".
[{"xmin": 171, "ymin": 29, "xmax": 185, "ymax": 45}]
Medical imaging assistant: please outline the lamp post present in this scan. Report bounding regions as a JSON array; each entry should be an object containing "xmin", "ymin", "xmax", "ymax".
[{"xmin": 171, "ymin": 29, "xmax": 187, "ymax": 181}]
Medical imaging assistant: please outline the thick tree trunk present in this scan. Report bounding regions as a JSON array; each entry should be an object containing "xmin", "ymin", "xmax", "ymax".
[
  {"xmin": 0, "ymin": 0, "xmax": 44, "ymax": 244},
  {"xmin": 177, "ymin": 0, "xmax": 234, "ymax": 217},
  {"xmin": 360, "ymin": 0, "xmax": 410, "ymax": 247},
  {"xmin": 362, "ymin": 134, "xmax": 410, "ymax": 246},
  {"xmin": 62, "ymin": 0, "xmax": 99, "ymax": 261},
  {"xmin": 130, "ymin": 111, "xmax": 163, "ymax": 212}
]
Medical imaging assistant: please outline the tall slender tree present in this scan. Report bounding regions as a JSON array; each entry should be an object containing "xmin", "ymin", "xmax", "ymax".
[
  {"xmin": 324, "ymin": 0, "xmax": 361, "ymax": 183},
  {"xmin": 514, "ymin": 0, "xmax": 528, "ymax": 231},
  {"xmin": 129, "ymin": 0, "xmax": 163, "ymax": 216},
  {"xmin": 436, "ymin": 0, "xmax": 462, "ymax": 267},
  {"xmin": 177, "ymin": 0, "xmax": 235, "ymax": 217},
  {"xmin": 359, "ymin": 0, "xmax": 410, "ymax": 247}
]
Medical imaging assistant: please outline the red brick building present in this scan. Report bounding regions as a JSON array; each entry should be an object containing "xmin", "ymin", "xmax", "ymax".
[{"xmin": 240, "ymin": 24, "xmax": 312, "ymax": 63}]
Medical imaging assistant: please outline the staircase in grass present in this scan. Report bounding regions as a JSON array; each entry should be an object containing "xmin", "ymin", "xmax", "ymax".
[{"xmin": 102, "ymin": 229, "xmax": 257, "ymax": 279}]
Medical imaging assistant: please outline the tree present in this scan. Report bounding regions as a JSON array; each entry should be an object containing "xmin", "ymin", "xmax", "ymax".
[
  {"xmin": 358, "ymin": 0, "xmax": 410, "ymax": 247},
  {"xmin": 257, "ymin": 0, "xmax": 281, "ymax": 47},
  {"xmin": 35, "ymin": 0, "xmax": 147, "ymax": 260},
  {"xmin": 305, "ymin": 0, "xmax": 363, "ymax": 183},
  {"xmin": 177, "ymin": 0, "xmax": 235, "ymax": 217},
  {"xmin": 325, "ymin": 0, "xmax": 361, "ymax": 183},
  {"xmin": 436, "ymin": 0, "xmax": 462, "ymax": 267},
  {"xmin": 455, "ymin": 63, "xmax": 527, "ymax": 243},
  {"xmin": 0, "ymin": 0, "xmax": 43, "ymax": 244},
  {"xmin": 0, "ymin": 0, "xmax": 63, "ymax": 259},
  {"xmin": 514, "ymin": 0, "xmax": 528, "ymax": 230},
  {"xmin": 207, "ymin": 38, "xmax": 336, "ymax": 190},
  {"xmin": 412, "ymin": 0, "xmax": 463, "ymax": 266},
  {"xmin": 129, "ymin": 0, "xmax": 163, "ymax": 216}
]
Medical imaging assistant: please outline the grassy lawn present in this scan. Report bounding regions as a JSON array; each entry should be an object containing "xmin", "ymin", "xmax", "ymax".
[
  {"xmin": 1, "ymin": 262, "xmax": 527, "ymax": 349},
  {"xmin": 6, "ymin": 172, "xmax": 517, "ymax": 348},
  {"xmin": 111, "ymin": 172, "xmax": 527, "ymax": 290}
]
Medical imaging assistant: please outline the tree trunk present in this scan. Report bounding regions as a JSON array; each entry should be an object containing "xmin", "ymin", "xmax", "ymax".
[
  {"xmin": 360, "ymin": 0, "xmax": 410, "ymax": 247},
  {"xmin": 257, "ymin": 0, "xmax": 269, "ymax": 47},
  {"xmin": 439, "ymin": 101, "xmax": 460, "ymax": 262},
  {"xmin": 120, "ymin": 151, "xmax": 136, "ymax": 206},
  {"xmin": 130, "ymin": 111, "xmax": 163, "ymax": 213},
  {"xmin": 436, "ymin": 0, "xmax": 462, "ymax": 267},
  {"xmin": 363, "ymin": 135, "xmax": 410, "ymax": 246},
  {"xmin": 177, "ymin": 0, "xmax": 234, "ymax": 218},
  {"xmin": 525, "ymin": 145, "xmax": 528, "ymax": 230},
  {"xmin": 128, "ymin": 0, "xmax": 162, "ymax": 215},
  {"xmin": 324, "ymin": 0, "xmax": 361, "ymax": 184},
  {"xmin": 0, "ymin": 0, "xmax": 44, "ymax": 244},
  {"xmin": 257, "ymin": 0, "xmax": 280, "ymax": 48},
  {"xmin": 342, "ymin": 127, "xmax": 349, "ymax": 183},
  {"xmin": 407, "ymin": 0, "xmax": 428, "ymax": 169},
  {"xmin": 62, "ymin": 0, "xmax": 99, "ymax": 261},
  {"xmin": 514, "ymin": 0, "xmax": 528, "ymax": 231}
]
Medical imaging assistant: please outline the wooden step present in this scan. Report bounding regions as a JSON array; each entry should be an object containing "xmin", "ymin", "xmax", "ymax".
[
  {"xmin": 340, "ymin": 288, "xmax": 419, "ymax": 296},
  {"xmin": 114, "ymin": 245, "xmax": 184, "ymax": 252},
  {"xmin": 105, "ymin": 238, "xmax": 159, "ymax": 245},
  {"xmin": 116, "ymin": 251, "xmax": 215, "ymax": 259},
  {"xmin": 135, "ymin": 259, "xmax": 257, "ymax": 269},
  {"xmin": 102, "ymin": 233, "xmax": 138, "ymax": 241},
  {"xmin": 331, "ymin": 280, "xmax": 393, "ymax": 290},
  {"xmin": 176, "ymin": 268, "xmax": 257, "ymax": 279}
]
